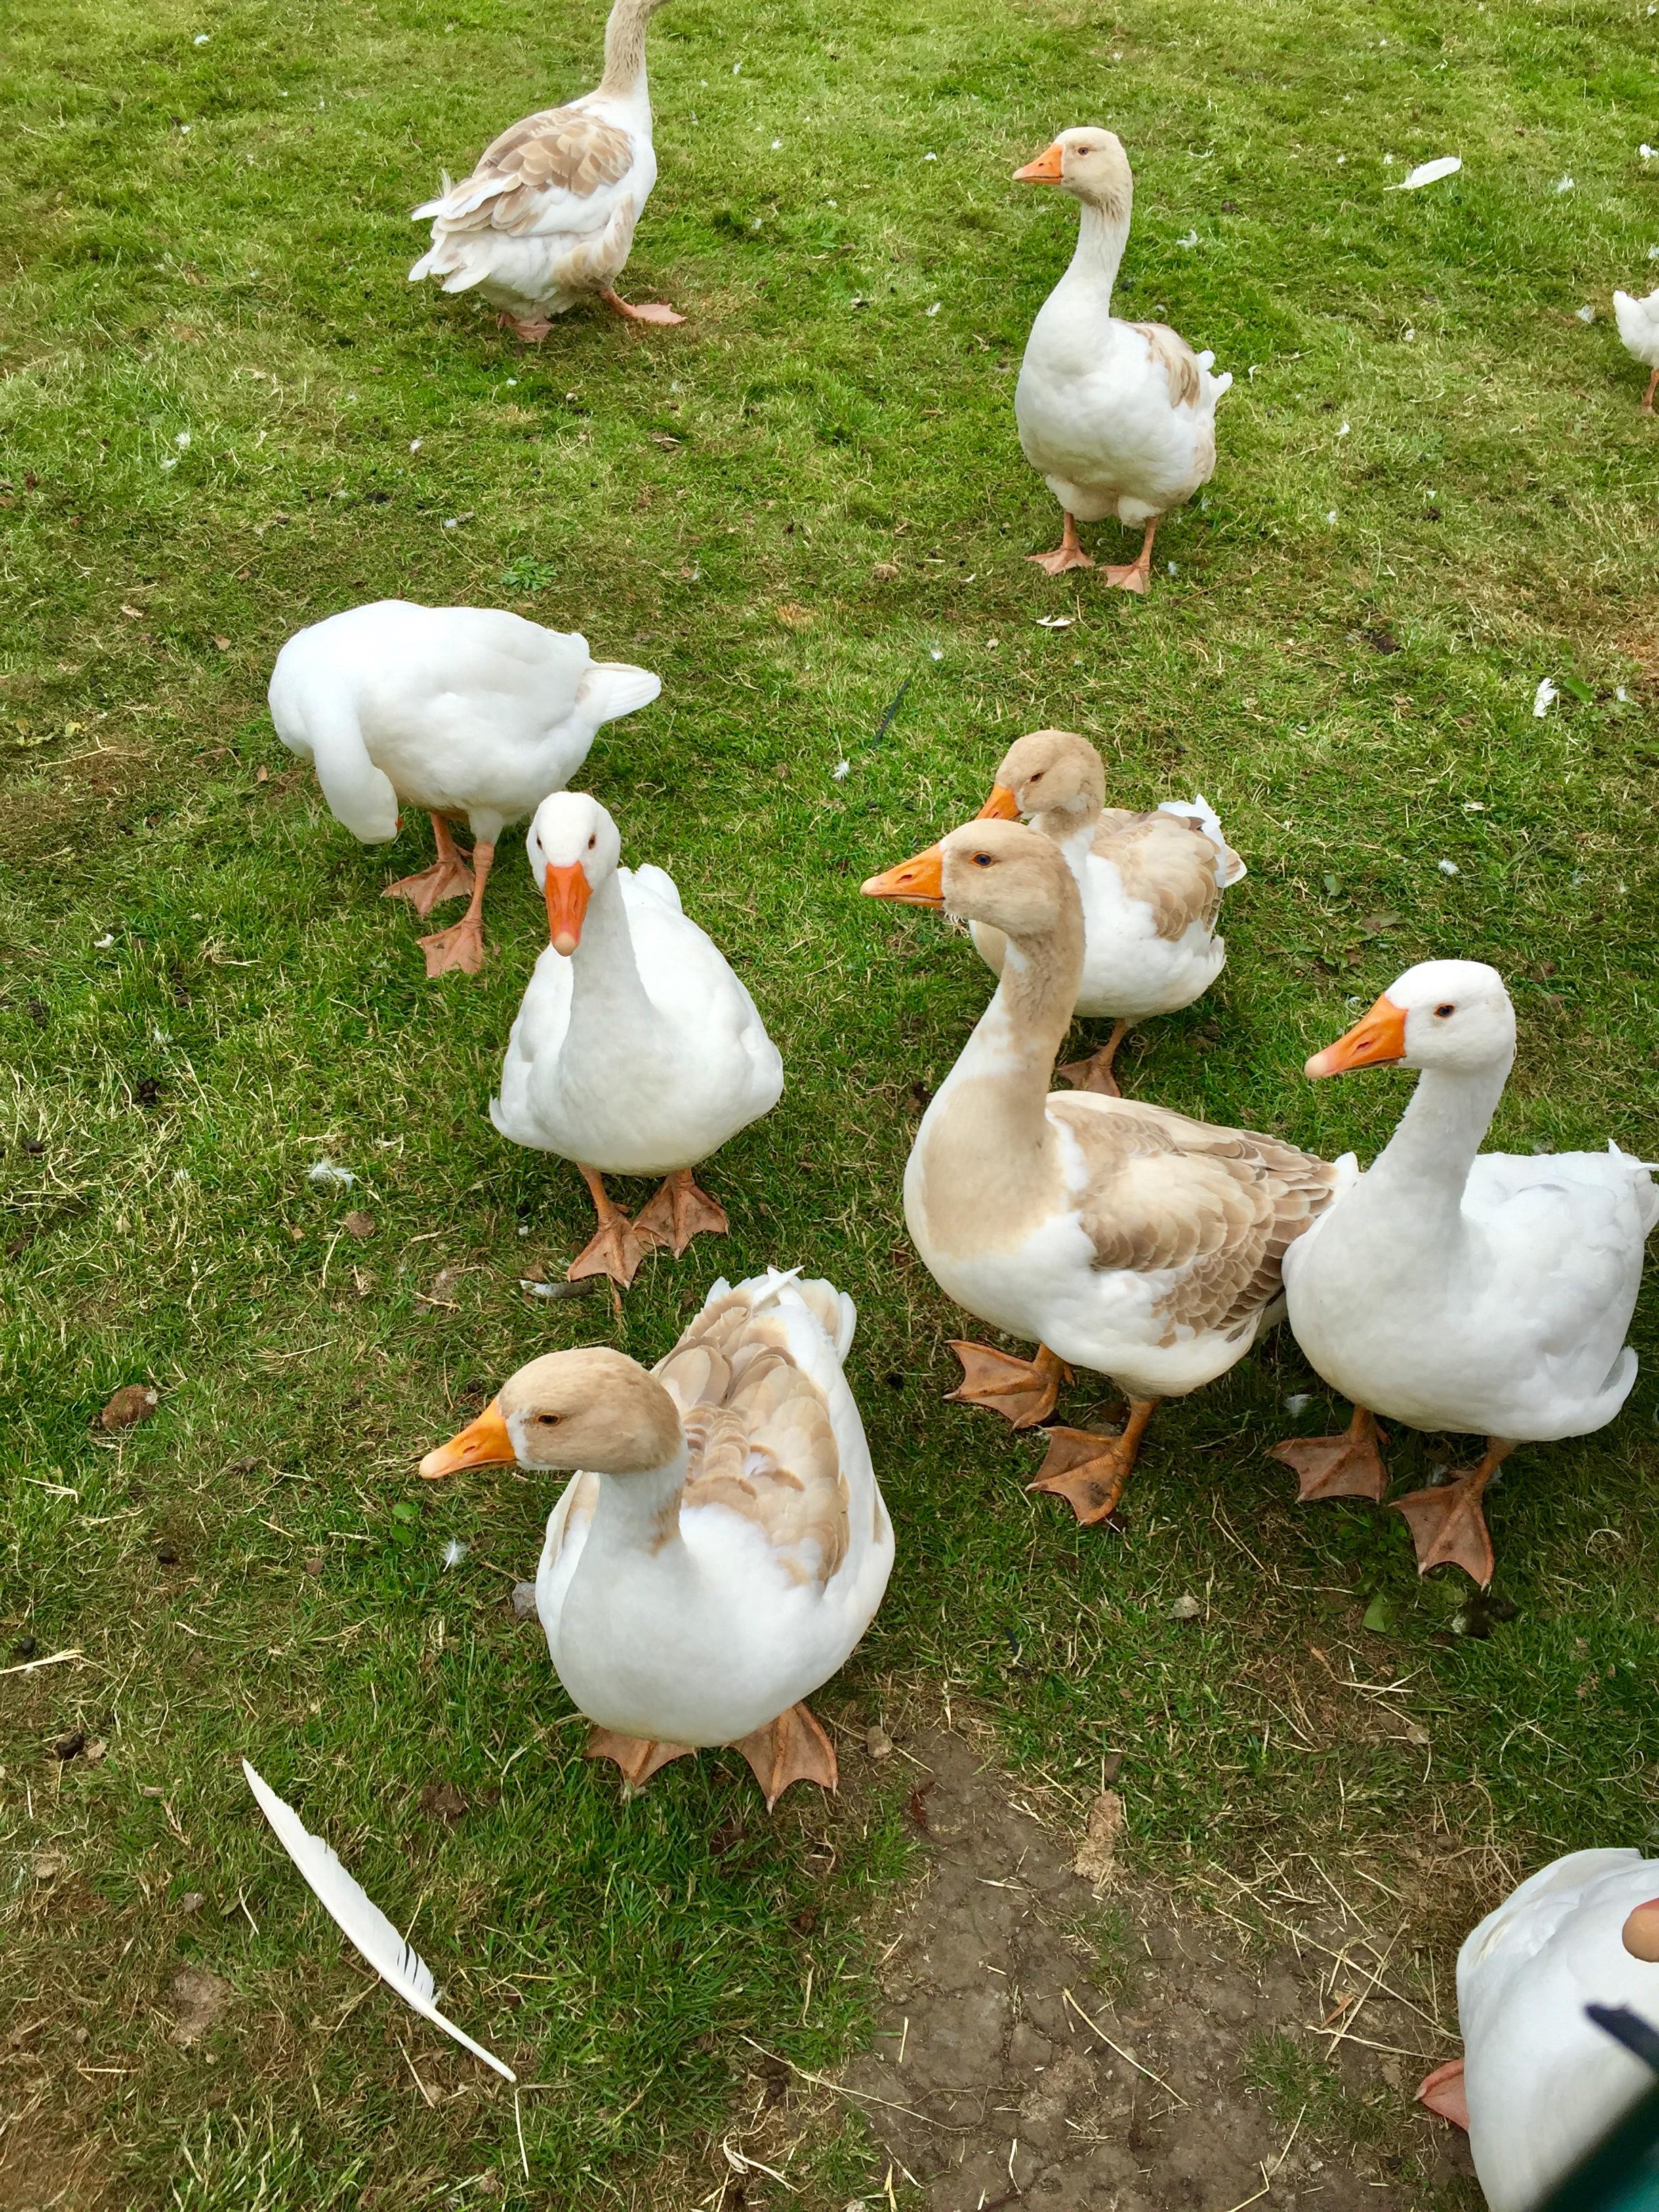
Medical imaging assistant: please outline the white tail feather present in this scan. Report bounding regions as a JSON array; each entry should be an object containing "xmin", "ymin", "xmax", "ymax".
[{"xmin": 242, "ymin": 1759, "xmax": 516, "ymax": 2082}]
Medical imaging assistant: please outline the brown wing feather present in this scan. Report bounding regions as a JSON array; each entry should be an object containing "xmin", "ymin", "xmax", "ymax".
[
  {"xmin": 1130, "ymin": 321, "xmax": 1204, "ymax": 408},
  {"xmin": 1048, "ymin": 1096, "xmax": 1338, "ymax": 1341},
  {"xmin": 655, "ymin": 1294, "xmax": 850, "ymax": 1586},
  {"xmin": 449, "ymin": 107, "xmax": 634, "ymax": 234},
  {"xmin": 1090, "ymin": 809, "xmax": 1226, "ymax": 941}
]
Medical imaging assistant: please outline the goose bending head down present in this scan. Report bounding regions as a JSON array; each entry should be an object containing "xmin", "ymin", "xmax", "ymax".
[
  {"xmin": 1272, "ymin": 960, "xmax": 1659, "ymax": 1584},
  {"xmin": 863, "ymin": 819, "xmax": 1336, "ymax": 1525},
  {"xmin": 971, "ymin": 728, "xmax": 1245, "ymax": 1093},
  {"xmin": 1012, "ymin": 129, "xmax": 1231, "ymax": 592},
  {"xmin": 419, "ymin": 1271, "xmax": 893, "ymax": 1805},
  {"xmin": 408, "ymin": 0, "xmax": 684, "ymax": 340},
  {"xmin": 490, "ymin": 791, "xmax": 783, "ymax": 1286}
]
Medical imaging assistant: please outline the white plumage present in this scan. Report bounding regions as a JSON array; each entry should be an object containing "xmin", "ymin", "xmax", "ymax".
[{"xmin": 1613, "ymin": 286, "xmax": 1659, "ymax": 412}]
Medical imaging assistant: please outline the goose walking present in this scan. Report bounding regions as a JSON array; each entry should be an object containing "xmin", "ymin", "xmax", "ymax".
[
  {"xmin": 493, "ymin": 792, "xmax": 783, "ymax": 1285},
  {"xmin": 268, "ymin": 602, "xmax": 659, "ymax": 976},
  {"xmin": 1273, "ymin": 961, "xmax": 1658, "ymax": 1584},
  {"xmin": 1013, "ymin": 129, "xmax": 1231, "ymax": 592},
  {"xmin": 409, "ymin": 0, "xmax": 683, "ymax": 338},
  {"xmin": 420, "ymin": 1271, "xmax": 893, "ymax": 1806},
  {"xmin": 1613, "ymin": 285, "xmax": 1659, "ymax": 414},
  {"xmin": 863, "ymin": 819, "xmax": 1335, "ymax": 1519},
  {"xmin": 969, "ymin": 729, "xmax": 1244, "ymax": 1092}
]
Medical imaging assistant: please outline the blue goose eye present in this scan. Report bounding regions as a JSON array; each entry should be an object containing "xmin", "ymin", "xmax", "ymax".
[
  {"xmin": 972, "ymin": 851, "xmax": 994, "ymax": 867},
  {"xmin": 1434, "ymin": 1002, "xmax": 1455, "ymax": 1019}
]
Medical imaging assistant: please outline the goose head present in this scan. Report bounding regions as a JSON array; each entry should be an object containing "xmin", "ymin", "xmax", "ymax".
[
  {"xmin": 977, "ymin": 728, "xmax": 1105, "ymax": 825},
  {"xmin": 419, "ymin": 1346, "xmax": 684, "ymax": 1480},
  {"xmin": 527, "ymin": 791, "xmax": 622, "ymax": 956},
  {"xmin": 1015, "ymin": 127, "xmax": 1133, "ymax": 218},
  {"xmin": 1306, "ymin": 959, "xmax": 1516, "ymax": 1081},
  {"xmin": 863, "ymin": 817, "xmax": 1077, "ymax": 939}
]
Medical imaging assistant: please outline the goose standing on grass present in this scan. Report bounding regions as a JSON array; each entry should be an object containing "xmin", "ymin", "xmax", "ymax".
[
  {"xmin": 419, "ymin": 1271, "xmax": 893, "ymax": 1806},
  {"xmin": 409, "ymin": 0, "xmax": 683, "ymax": 339},
  {"xmin": 863, "ymin": 819, "xmax": 1336, "ymax": 1520},
  {"xmin": 268, "ymin": 602, "xmax": 659, "ymax": 977},
  {"xmin": 968, "ymin": 729, "xmax": 1245, "ymax": 1092},
  {"xmin": 1613, "ymin": 285, "xmax": 1659, "ymax": 413},
  {"xmin": 1013, "ymin": 129, "xmax": 1231, "ymax": 592},
  {"xmin": 493, "ymin": 792, "xmax": 783, "ymax": 1286},
  {"xmin": 1272, "ymin": 961, "xmax": 1658, "ymax": 1585},
  {"xmin": 1416, "ymin": 1849, "xmax": 1659, "ymax": 2211}
]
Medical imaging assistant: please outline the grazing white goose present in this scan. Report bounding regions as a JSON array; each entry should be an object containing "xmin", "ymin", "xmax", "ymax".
[
  {"xmin": 1273, "ymin": 960, "xmax": 1658, "ymax": 1585},
  {"xmin": 1416, "ymin": 1849, "xmax": 1659, "ymax": 2211},
  {"xmin": 1613, "ymin": 286, "xmax": 1659, "ymax": 414},
  {"xmin": 1013, "ymin": 129, "xmax": 1231, "ymax": 592},
  {"xmin": 409, "ymin": 0, "xmax": 683, "ymax": 338},
  {"xmin": 969, "ymin": 728, "xmax": 1245, "ymax": 1092},
  {"xmin": 863, "ymin": 819, "xmax": 1336, "ymax": 1518},
  {"xmin": 492, "ymin": 792, "xmax": 783, "ymax": 1286},
  {"xmin": 268, "ymin": 602, "xmax": 658, "ymax": 976},
  {"xmin": 420, "ymin": 1270, "xmax": 893, "ymax": 1806}
]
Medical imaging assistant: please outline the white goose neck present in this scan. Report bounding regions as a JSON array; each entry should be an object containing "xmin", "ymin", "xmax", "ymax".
[
  {"xmin": 578, "ymin": 1441, "xmax": 690, "ymax": 1567},
  {"xmin": 1368, "ymin": 1058, "xmax": 1511, "ymax": 1215},
  {"xmin": 566, "ymin": 867, "xmax": 655, "ymax": 1031},
  {"xmin": 1062, "ymin": 201, "xmax": 1129, "ymax": 302}
]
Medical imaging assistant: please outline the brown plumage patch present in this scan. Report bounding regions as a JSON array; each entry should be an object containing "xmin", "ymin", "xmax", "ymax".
[
  {"xmin": 1048, "ymin": 1096, "xmax": 1338, "ymax": 1340},
  {"xmin": 1090, "ymin": 808, "xmax": 1228, "ymax": 941},
  {"xmin": 449, "ymin": 106, "xmax": 634, "ymax": 234},
  {"xmin": 1130, "ymin": 322, "xmax": 1203, "ymax": 409}
]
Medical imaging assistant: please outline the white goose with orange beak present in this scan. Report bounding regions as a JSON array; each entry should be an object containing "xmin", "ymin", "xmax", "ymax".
[
  {"xmin": 491, "ymin": 792, "xmax": 783, "ymax": 1284},
  {"xmin": 1275, "ymin": 959, "xmax": 1658, "ymax": 1584},
  {"xmin": 1416, "ymin": 1849, "xmax": 1659, "ymax": 2211},
  {"xmin": 1012, "ymin": 128, "xmax": 1231, "ymax": 591}
]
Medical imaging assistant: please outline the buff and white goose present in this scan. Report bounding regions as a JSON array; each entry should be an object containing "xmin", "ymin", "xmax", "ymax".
[
  {"xmin": 863, "ymin": 819, "xmax": 1336, "ymax": 1517},
  {"xmin": 420, "ymin": 1270, "xmax": 893, "ymax": 1805},
  {"xmin": 492, "ymin": 792, "xmax": 783, "ymax": 1286},
  {"xmin": 1273, "ymin": 961, "xmax": 1658, "ymax": 1586},
  {"xmin": 1613, "ymin": 285, "xmax": 1659, "ymax": 414},
  {"xmin": 268, "ymin": 602, "xmax": 659, "ymax": 976},
  {"xmin": 1416, "ymin": 1849, "xmax": 1659, "ymax": 2211},
  {"xmin": 969, "ymin": 729, "xmax": 1245, "ymax": 1092},
  {"xmin": 409, "ymin": 0, "xmax": 682, "ymax": 338},
  {"xmin": 1013, "ymin": 129, "xmax": 1231, "ymax": 592}
]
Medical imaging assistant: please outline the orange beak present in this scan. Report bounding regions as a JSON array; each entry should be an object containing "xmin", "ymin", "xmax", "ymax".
[
  {"xmin": 861, "ymin": 844, "xmax": 946, "ymax": 907},
  {"xmin": 544, "ymin": 861, "xmax": 592, "ymax": 956},
  {"xmin": 1305, "ymin": 994, "xmax": 1410, "ymax": 1080},
  {"xmin": 1015, "ymin": 142, "xmax": 1065, "ymax": 184},
  {"xmin": 1623, "ymin": 1900, "xmax": 1659, "ymax": 1963},
  {"xmin": 975, "ymin": 784, "xmax": 1020, "ymax": 822},
  {"xmin": 419, "ymin": 1398, "xmax": 516, "ymax": 1481}
]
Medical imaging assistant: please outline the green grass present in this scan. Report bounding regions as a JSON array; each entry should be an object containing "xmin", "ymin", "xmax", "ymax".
[{"xmin": 2, "ymin": 0, "xmax": 1656, "ymax": 2200}]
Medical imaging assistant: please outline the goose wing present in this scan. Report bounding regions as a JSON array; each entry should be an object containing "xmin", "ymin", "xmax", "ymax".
[
  {"xmin": 1090, "ymin": 807, "xmax": 1233, "ymax": 940},
  {"xmin": 414, "ymin": 106, "xmax": 636, "ymax": 240}
]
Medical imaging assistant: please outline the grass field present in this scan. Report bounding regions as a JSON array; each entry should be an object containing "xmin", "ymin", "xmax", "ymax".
[{"xmin": 2, "ymin": 0, "xmax": 1657, "ymax": 2200}]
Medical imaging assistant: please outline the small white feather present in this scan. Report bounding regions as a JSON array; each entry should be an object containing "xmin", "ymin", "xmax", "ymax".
[
  {"xmin": 242, "ymin": 1759, "xmax": 515, "ymax": 2081},
  {"xmin": 1388, "ymin": 155, "xmax": 1462, "ymax": 191}
]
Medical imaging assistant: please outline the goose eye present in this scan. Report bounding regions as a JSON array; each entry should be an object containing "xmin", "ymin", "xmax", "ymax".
[
  {"xmin": 972, "ymin": 851, "xmax": 994, "ymax": 867},
  {"xmin": 587, "ymin": 834, "xmax": 596, "ymax": 851},
  {"xmin": 535, "ymin": 1412, "xmax": 562, "ymax": 1427},
  {"xmin": 1433, "ymin": 1002, "xmax": 1455, "ymax": 1019},
  {"xmin": 1027, "ymin": 771, "xmax": 1044, "ymax": 783}
]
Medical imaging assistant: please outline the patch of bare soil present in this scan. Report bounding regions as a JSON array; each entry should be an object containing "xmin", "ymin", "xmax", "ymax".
[{"xmin": 838, "ymin": 1727, "xmax": 1474, "ymax": 2212}]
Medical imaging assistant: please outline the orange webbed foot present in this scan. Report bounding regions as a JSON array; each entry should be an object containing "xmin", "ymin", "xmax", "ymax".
[
  {"xmin": 733, "ymin": 1704, "xmax": 837, "ymax": 1811},
  {"xmin": 1271, "ymin": 1406, "xmax": 1389, "ymax": 1503},
  {"xmin": 634, "ymin": 1169, "xmax": 729, "ymax": 1256},
  {"xmin": 1416, "ymin": 2057, "xmax": 1469, "ymax": 2131},
  {"xmin": 946, "ymin": 1341, "xmax": 1071, "ymax": 1429},
  {"xmin": 415, "ymin": 915, "xmax": 486, "ymax": 977},
  {"xmin": 384, "ymin": 855, "xmax": 475, "ymax": 918},
  {"xmin": 586, "ymin": 1729, "xmax": 693, "ymax": 1795}
]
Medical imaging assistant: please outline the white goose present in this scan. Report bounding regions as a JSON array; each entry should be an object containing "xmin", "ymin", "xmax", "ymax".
[
  {"xmin": 1013, "ymin": 129, "xmax": 1231, "ymax": 592},
  {"xmin": 1275, "ymin": 960, "xmax": 1658, "ymax": 1585},
  {"xmin": 969, "ymin": 728, "xmax": 1245, "ymax": 1092},
  {"xmin": 863, "ymin": 819, "xmax": 1336, "ymax": 1516},
  {"xmin": 409, "ymin": 0, "xmax": 683, "ymax": 338},
  {"xmin": 1613, "ymin": 285, "xmax": 1659, "ymax": 415},
  {"xmin": 1417, "ymin": 1849, "xmax": 1659, "ymax": 2211},
  {"xmin": 493, "ymin": 792, "xmax": 783, "ymax": 1285},
  {"xmin": 268, "ymin": 602, "xmax": 658, "ymax": 976},
  {"xmin": 419, "ymin": 1270, "xmax": 893, "ymax": 1806}
]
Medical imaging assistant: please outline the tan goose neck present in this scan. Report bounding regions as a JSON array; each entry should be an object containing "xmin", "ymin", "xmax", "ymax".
[{"xmin": 598, "ymin": 0, "xmax": 656, "ymax": 98}]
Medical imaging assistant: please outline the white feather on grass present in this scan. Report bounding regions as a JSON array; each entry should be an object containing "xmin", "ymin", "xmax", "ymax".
[
  {"xmin": 1388, "ymin": 155, "xmax": 1462, "ymax": 191},
  {"xmin": 242, "ymin": 1759, "xmax": 515, "ymax": 2081}
]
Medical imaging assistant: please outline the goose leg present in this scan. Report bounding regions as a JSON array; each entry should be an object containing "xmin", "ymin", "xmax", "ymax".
[
  {"xmin": 567, "ymin": 1165, "xmax": 649, "ymax": 1288},
  {"xmin": 497, "ymin": 310, "xmax": 554, "ymax": 342},
  {"xmin": 416, "ymin": 841, "xmax": 494, "ymax": 977},
  {"xmin": 1028, "ymin": 1398, "xmax": 1159, "ymax": 1525},
  {"xmin": 1643, "ymin": 366, "xmax": 1659, "ymax": 416},
  {"xmin": 1100, "ymin": 518, "xmax": 1158, "ymax": 594},
  {"xmin": 585, "ymin": 1729, "xmax": 693, "ymax": 1795},
  {"xmin": 1391, "ymin": 1437, "xmax": 1515, "ymax": 1586},
  {"xmin": 733, "ymin": 1703, "xmax": 838, "ymax": 1811},
  {"xmin": 1059, "ymin": 1018, "xmax": 1133, "ymax": 1097},
  {"xmin": 1027, "ymin": 512, "xmax": 1094, "ymax": 575},
  {"xmin": 599, "ymin": 287, "xmax": 686, "ymax": 327},
  {"xmin": 634, "ymin": 1168, "xmax": 729, "ymax": 1255},
  {"xmin": 1270, "ymin": 1404, "xmax": 1390, "ymax": 1503},
  {"xmin": 1416, "ymin": 2058, "xmax": 1469, "ymax": 2131},
  {"xmin": 384, "ymin": 813, "xmax": 476, "ymax": 918},
  {"xmin": 947, "ymin": 1341, "xmax": 1072, "ymax": 1429}
]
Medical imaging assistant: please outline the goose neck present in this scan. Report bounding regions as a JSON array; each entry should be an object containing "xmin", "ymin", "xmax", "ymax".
[
  {"xmin": 567, "ymin": 868, "xmax": 655, "ymax": 1029},
  {"xmin": 578, "ymin": 1441, "xmax": 691, "ymax": 1567},
  {"xmin": 598, "ymin": 0, "xmax": 655, "ymax": 101},
  {"xmin": 1367, "ymin": 1059, "xmax": 1511, "ymax": 1217},
  {"xmin": 943, "ymin": 897, "xmax": 1082, "ymax": 1114},
  {"xmin": 1063, "ymin": 200, "xmax": 1129, "ymax": 300}
]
